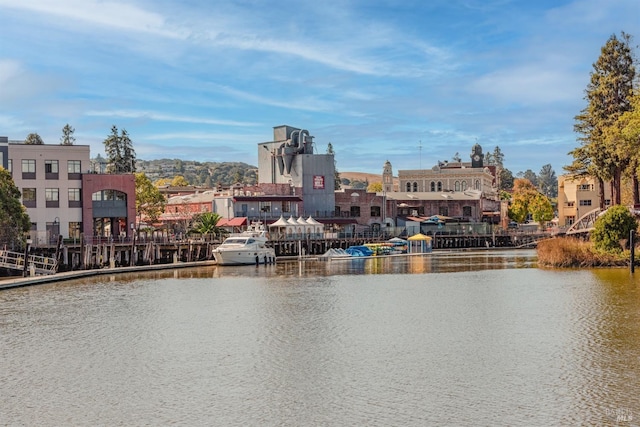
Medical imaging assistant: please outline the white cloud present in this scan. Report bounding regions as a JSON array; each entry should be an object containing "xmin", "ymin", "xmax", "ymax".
[
  {"xmin": 85, "ymin": 110, "xmax": 259, "ymax": 127},
  {"xmin": 0, "ymin": 0, "xmax": 186, "ymax": 38}
]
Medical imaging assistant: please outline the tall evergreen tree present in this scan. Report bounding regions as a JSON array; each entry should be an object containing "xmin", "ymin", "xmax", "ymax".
[
  {"xmin": 103, "ymin": 125, "xmax": 136, "ymax": 173},
  {"xmin": 538, "ymin": 164, "xmax": 558, "ymax": 198},
  {"xmin": 571, "ymin": 32, "xmax": 636, "ymax": 207},
  {"xmin": 60, "ymin": 124, "xmax": 76, "ymax": 145}
]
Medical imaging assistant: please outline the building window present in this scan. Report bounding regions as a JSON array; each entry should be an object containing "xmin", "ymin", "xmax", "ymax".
[
  {"xmin": 68, "ymin": 160, "xmax": 82, "ymax": 180},
  {"xmin": 437, "ymin": 181, "xmax": 442, "ymax": 192},
  {"xmin": 412, "ymin": 182, "xmax": 418, "ymax": 192},
  {"xmin": 406, "ymin": 182, "xmax": 411, "ymax": 192},
  {"xmin": 462, "ymin": 206, "xmax": 472, "ymax": 217},
  {"xmin": 22, "ymin": 188, "xmax": 36, "ymax": 208},
  {"xmin": 430, "ymin": 181, "xmax": 435, "ymax": 192},
  {"xmin": 350, "ymin": 206, "xmax": 361, "ymax": 217},
  {"xmin": 439, "ymin": 206, "xmax": 449, "ymax": 216},
  {"xmin": 334, "ymin": 206, "xmax": 341, "ymax": 216},
  {"xmin": 461, "ymin": 181, "xmax": 468, "ymax": 191},
  {"xmin": 566, "ymin": 216, "xmax": 575, "ymax": 225},
  {"xmin": 370, "ymin": 206, "xmax": 381, "ymax": 217},
  {"xmin": 579, "ymin": 200, "xmax": 592, "ymax": 206},
  {"xmin": 578, "ymin": 184, "xmax": 593, "ymax": 191},
  {"xmin": 22, "ymin": 159, "xmax": 36, "ymax": 179},
  {"xmin": 69, "ymin": 222, "xmax": 82, "ymax": 240},
  {"xmin": 475, "ymin": 180, "xmax": 481, "ymax": 190},
  {"xmin": 46, "ymin": 188, "xmax": 60, "ymax": 208},
  {"xmin": 565, "ymin": 201, "xmax": 575, "ymax": 207},
  {"xmin": 45, "ymin": 160, "xmax": 58, "ymax": 173},
  {"xmin": 454, "ymin": 181, "xmax": 460, "ymax": 191},
  {"xmin": 68, "ymin": 188, "xmax": 82, "ymax": 208},
  {"xmin": 604, "ymin": 199, "xmax": 611, "ymax": 206}
]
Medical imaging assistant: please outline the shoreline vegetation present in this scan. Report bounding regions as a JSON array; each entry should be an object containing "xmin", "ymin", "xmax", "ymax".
[{"xmin": 537, "ymin": 237, "xmax": 630, "ymax": 268}]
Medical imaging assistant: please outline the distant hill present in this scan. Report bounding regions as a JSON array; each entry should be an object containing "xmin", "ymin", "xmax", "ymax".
[
  {"xmin": 340, "ymin": 172, "xmax": 382, "ymax": 183},
  {"xmin": 339, "ymin": 171, "xmax": 399, "ymax": 190},
  {"xmin": 133, "ymin": 158, "xmax": 395, "ymax": 188}
]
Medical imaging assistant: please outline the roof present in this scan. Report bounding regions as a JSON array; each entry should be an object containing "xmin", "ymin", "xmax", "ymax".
[
  {"xmin": 233, "ymin": 195, "xmax": 302, "ymax": 202},
  {"xmin": 385, "ymin": 190, "xmax": 484, "ymax": 201},
  {"xmin": 217, "ymin": 217, "xmax": 247, "ymax": 227}
]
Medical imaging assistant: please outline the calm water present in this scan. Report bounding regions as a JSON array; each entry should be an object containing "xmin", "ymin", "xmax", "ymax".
[{"xmin": 1, "ymin": 250, "xmax": 639, "ymax": 426}]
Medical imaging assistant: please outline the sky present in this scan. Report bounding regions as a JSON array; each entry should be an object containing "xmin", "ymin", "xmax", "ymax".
[{"xmin": 0, "ymin": 0, "xmax": 638, "ymax": 177}]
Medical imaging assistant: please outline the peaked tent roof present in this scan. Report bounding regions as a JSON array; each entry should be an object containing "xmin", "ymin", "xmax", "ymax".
[
  {"xmin": 306, "ymin": 216, "xmax": 322, "ymax": 225},
  {"xmin": 269, "ymin": 215, "xmax": 290, "ymax": 227}
]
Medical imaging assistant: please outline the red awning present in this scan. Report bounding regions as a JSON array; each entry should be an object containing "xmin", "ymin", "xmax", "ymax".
[{"xmin": 217, "ymin": 217, "xmax": 248, "ymax": 227}]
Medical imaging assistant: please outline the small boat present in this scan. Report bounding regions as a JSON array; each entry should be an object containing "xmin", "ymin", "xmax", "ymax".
[{"xmin": 213, "ymin": 222, "xmax": 276, "ymax": 266}]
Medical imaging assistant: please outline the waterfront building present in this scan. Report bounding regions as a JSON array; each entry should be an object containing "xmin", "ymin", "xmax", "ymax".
[
  {"xmin": 257, "ymin": 125, "xmax": 336, "ymax": 218},
  {"xmin": 382, "ymin": 144, "xmax": 501, "ymax": 225},
  {"xmin": 5, "ymin": 139, "xmax": 136, "ymax": 244},
  {"xmin": 557, "ymin": 175, "xmax": 612, "ymax": 227},
  {"xmin": 3, "ymin": 127, "xmax": 511, "ymax": 246}
]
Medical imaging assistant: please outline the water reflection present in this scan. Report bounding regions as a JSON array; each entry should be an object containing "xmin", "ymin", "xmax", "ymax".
[{"xmin": 1, "ymin": 250, "xmax": 639, "ymax": 426}]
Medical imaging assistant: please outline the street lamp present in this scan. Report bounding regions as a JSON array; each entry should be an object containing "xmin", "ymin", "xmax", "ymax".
[{"xmin": 52, "ymin": 217, "xmax": 59, "ymax": 243}]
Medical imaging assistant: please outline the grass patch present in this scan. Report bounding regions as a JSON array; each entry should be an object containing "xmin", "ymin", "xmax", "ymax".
[{"xmin": 537, "ymin": 237, "xmax": 629, "ymax": 268}]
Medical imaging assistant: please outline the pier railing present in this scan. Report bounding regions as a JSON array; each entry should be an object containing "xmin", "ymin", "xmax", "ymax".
[{"xmin": 0, "ymin": 250, "xmax": 58, "ymax": 275}]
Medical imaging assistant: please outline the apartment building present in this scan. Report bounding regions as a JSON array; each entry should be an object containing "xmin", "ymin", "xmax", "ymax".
[
  {"xmin": 557, "ymin": 175, "xmax": 612, "ymax": 227},
  {"xmin": 7, "ymin": 142, "xmax": 91, "ymax": 244}
]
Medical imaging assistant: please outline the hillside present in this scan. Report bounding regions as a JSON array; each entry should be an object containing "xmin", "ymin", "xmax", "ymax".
[
  {"xmin": 133, "ymin": 158, "xmax": 394, "ymax": 188},
  {"xmin": 340, "ymin": 171, "xmax": 382, "ymax": 183}
]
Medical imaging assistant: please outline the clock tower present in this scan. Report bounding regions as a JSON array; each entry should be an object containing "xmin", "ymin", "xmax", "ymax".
[
  {"xmin": 382, "ymin": 160, "xmax": 393, "ymax": 193},
  {"xmin": 470, "ymin": 144, "xmax": 484, "ymax": 168}
]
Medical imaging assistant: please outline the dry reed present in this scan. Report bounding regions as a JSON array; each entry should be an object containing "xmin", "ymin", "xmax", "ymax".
[{"xmin": 536, "ymin": 237, "xmax": 629, "ymax": 268}]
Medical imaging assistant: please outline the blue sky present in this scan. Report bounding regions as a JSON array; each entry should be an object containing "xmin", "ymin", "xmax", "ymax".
[{"xmin": 0, "ymin": 0, "xmax": 637, "ymax": 176}]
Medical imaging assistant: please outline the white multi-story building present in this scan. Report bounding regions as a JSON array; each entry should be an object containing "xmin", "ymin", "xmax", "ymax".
[{"xmin": 7, "ymin": 142, "xmax": 91, "ymax": 244}]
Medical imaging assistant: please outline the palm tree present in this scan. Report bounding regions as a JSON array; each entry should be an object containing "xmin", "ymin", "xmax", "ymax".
[{"xmin": 190, "ymin": 212, "xmax": 228, "ymax": 241}]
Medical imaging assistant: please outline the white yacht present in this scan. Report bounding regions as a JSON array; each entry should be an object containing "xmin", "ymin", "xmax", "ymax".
[{"xmin": 213, "ymin": 222, "xmax": 276, "ymax": 266}]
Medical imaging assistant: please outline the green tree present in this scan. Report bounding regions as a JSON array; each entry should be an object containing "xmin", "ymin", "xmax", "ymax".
[
  {"xmin": 327, "ymin": 143, "xmax": 341, "ymax": 190},
  {"xmin": 614, "ymin": 93, "xmax": 640, "ymax": 203},
  {"xmin": 538, "ymin": 164, "xmax": 557, "ymax": 198},
  {"xmin": 486, "ymin": 146, "xmax": 510, "ymax": 189},
  {"xmin": 591, "ymin": 204, "xmax": 637, "ymax": 252},
  {"xmin": 190, "ymin": 212, "xmax": 228, "ymax": 240},
  {"xmin": 60, "ymin": 124, "xmax": 75, "ymax": 145},
  {"xmin": 24, "ymin": 133, "xmax": 44, "ymax": 145},
  {"xmin": 135, "ymin": 172, "xmax": 166, "ymax": 226},
  {"xmin": 104, "ymin": 125, "xmax": 136, "ymax": 173},
  {"xmin": 571, "ymin": 32, "xmax": 636, "ymax": 207},
  {"xmin": 517, "ymin": 169, "xmax": 538, "ymax": 187},
  {"xmin": 499, "ymin": 168, "xmax": 514, "ymax": 190},
  {"xmin": 0, "ymin": 167, "xmax": 31, "ymax": 248}
]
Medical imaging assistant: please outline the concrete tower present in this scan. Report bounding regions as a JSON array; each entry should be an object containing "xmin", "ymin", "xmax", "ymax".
[{"xmin": 383, "ymin": 160, "xmax": 393, "ymax": 193}]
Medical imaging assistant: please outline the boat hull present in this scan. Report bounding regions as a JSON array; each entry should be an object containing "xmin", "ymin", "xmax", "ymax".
[{"xmin": 214, "ymin": 248, "xmax": 276, "ymax": 266}]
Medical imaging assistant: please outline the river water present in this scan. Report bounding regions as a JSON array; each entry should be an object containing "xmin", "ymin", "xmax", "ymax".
[{"xmin": 1, "ymin": 250, "xmax": 639, "ymax": 426}]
